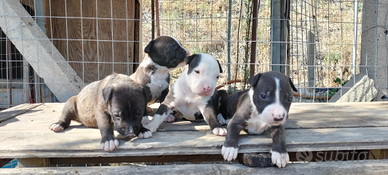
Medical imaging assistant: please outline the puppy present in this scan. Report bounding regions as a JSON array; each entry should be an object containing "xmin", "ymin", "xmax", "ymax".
[
  {"xmin": 130, "ymin": 36, "xmax": 190, "ymax": 106},
  {"xmin": 222, "ymin": 71, "xmax": 298, "ymax": 168},
  {"xmin": 145, "ymin": 53, "xmax": 227, "ymax": 136},
  {"xmin": 49, "ymin": 73, "xmax": 152, "ymax": 151}
]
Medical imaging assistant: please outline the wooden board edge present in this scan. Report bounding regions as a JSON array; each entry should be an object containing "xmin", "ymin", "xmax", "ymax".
[
  {"xmin": 0, "ymin": 103, "xmax": 43, "ymax": 123},
  {"xmin": 1, "ymin": 159, "xmax": 388, "ymax": 174}
]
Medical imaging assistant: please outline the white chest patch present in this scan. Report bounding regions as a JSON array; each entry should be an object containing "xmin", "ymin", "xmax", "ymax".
[
  {"xmin": 170, "ymin": 78, "xmax": 209, "ymax": 121},
  {"xmin": 139, "ymin": 56, "xmax": 170, "ymax": 104},
  {"xmin": 245, "ymin": 88, "xmax": 271, "ymax": 134},
  {"xmin": 147, "ymin": 71, "xmax": 169, "ymax": 103}
]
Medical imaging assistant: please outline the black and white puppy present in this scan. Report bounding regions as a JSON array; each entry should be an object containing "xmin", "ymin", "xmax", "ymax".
[
  {"xmin": 130, "ymin": 36, "xmax": 189, "ymax": 105},
  {"xmin": 130, "ymin": 36, "xmax": 190, "ymax": 125},
  {"xmin": 222, "ymin": 71, "xmax": 297, "ymax": 168},
  {"xmin": 50, "ymin": 73, "xmax": 151, "ymax": 151},
  {"xmin": 145, "ymin": 53, "xmax": 227, "ymax": 136}
]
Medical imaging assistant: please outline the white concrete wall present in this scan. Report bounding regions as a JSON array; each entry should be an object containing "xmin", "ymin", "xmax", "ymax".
[{"xmin": 360, "ymin": 0, "xmax": 388, "ymax": 100}]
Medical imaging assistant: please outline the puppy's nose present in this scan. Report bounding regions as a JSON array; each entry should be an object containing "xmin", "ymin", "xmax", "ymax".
[
  {"xmin": 273, "ymin": 114, "xmax": 284, "ymax": 122},
  {"xmin": 203, "ymin": 86, "xmax": 211, "ymax": 92}
]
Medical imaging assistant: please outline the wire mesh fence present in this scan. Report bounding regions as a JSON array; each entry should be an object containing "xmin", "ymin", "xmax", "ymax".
[{"xmin": 0, "ymin": 0, "xmax": 386, "ymax": 110}]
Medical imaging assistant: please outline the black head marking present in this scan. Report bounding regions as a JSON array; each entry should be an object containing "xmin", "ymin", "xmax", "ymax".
[
  {"xmin": 144, "ymin": 40, "xmax": 154, "ymax": 53},
  {"xmin": 248, "ymin": 73, "xmax": 262, "ymax": 87},
  {"xmin": 145, "ymin": 36, "xmax": 187, "ymax": 68},
  {"xmin": 185, "ymin": 54, "xmax": 201, "ymax": 74},
  {"xmin": 185, "ymin": 54, "xmax": 197, "ymax": 64}
]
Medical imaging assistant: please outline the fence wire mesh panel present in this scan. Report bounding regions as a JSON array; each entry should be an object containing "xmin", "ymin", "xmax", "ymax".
[
  {"xmin": 142, "ymin": 0, "xmax": 365, "ymax": 102},
  {"xmin": 0, "ymin": 0, "xmax": 387, "ymax": 110},
  {"xmin": 0, "ymin": 0, "xmax": 141, "ymax": 109},
  {"xmin": 289, "ymin": 0, "xmax": 363, "ymax": 102},
  {"xmin": 142, "ymin": 0, "xmax": 274, "ymax": 91}
]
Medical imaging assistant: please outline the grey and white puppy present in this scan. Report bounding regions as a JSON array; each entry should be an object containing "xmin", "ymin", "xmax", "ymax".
[
  {"xmin": 222, "ymin": 71, "xmax": 298, "ymax": 168},
  {"xmin": 49, "ymin": 73, "xmax": 151, "ymax": 151}
]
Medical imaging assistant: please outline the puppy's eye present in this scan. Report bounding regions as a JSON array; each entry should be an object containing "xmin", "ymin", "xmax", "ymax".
[
  {"xmin": 194, "ymin": 70, "xmax": 200, "ymax": 74},
  {"xmin": 260, "ymin": 93, "xmax": 267, "ymax": 100},
  {"xmin": 114, "ymin": 113, "xmax": 120, "ymax": 119},
  {"xmin": 287, "ymin": 95, "xmax": 293, "ymax": 102},
  {"xmin": 216, "ymin": 75, "xmax": 219, "ymax": 79},
  {"xmin": 137, "ymin": 109, "xmax": 143, "ymax": 116}
]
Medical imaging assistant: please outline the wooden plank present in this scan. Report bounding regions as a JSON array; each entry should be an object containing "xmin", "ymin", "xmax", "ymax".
[
  {"xmin": 1, "ymin": 113, "xmax": 388, "ymax": 158},
  {"xmin": 286, "ymin": 102, "xmax": 388, "ymax": 129},
  {"xmin": 49, "ymin": 154, "xmax": 226, "ymax": 165},
  {"xmin": 2, "ymin": 160, "xmax": 388, "ymax": 175},
  {"xmin": 0, "ymin": 103, "xmax": 42, "ymax": 122},
  {"xmin": 155, "ymin": 102, "xmax": 388, "ymax": 131},
  {"xmin": 1, "ymin": 102, "xmax": 388, "ymax": 159},
  {"xmin": 0, "ymin": 0, "xmax": 84, "ymax": 102},
  {"xmin": 2, "ymin": 102, "xmax": 388, "ymax": 130}
]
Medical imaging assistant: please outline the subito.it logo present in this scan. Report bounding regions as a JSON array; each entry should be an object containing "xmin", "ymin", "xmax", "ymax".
[{"xmin": 296, "ymin": 148, "xmax": 313, "ymax": 162}]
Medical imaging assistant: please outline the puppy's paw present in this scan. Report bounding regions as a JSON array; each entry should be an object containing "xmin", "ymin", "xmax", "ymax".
[
  {"xmin": 212, "ymin": 127, "xmax": 227, "ymax": 136},
  {"xmin": 137, "ymin": 130, "xmax": 152, "ymax": 139},
  {"xmin": 49, "ymin": 123, "xmax": 64, "ymax": 132},
  {"xmin": 141, "ymin": 116, "xmax": 151, "ymax": 125},
  {"xmin": 100, "ymin": 138, "xmax": 119, "ymax": 151},
  {"xmin": 271, "ymin": 151, "xmax": 289, "ymax": 168},
  {"xmin": 164, "ymin": 114, "xmax": 176, "ymax": 123},
  {"xmin": 222, "ymin": 146, "xmax": 238, "ymax": 161},
  {"xmin": 217, "ymin": 114, "xmax": 227, "ymax": 125},
  {"xmin": 144, "ymin": 123, "xmax": 157, "ymax": 133}
]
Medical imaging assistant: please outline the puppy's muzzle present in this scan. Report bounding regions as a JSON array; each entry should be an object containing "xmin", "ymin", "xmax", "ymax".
[
  {"xmin": 203, "ymin": 86, "xmax": 212, "ymax": 92},
  {"xmin": 120, "ymin": 127, "xmax": 138, "ymax": 137},
  {"xmin": 273, "ymin": 114, "xmax": 285, "ymax": 122}
]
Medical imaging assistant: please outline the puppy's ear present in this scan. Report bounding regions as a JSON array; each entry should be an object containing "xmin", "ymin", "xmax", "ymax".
[
  {"xmin": 248, "ymin": 73, "xmax": 262, "ymax": 87},
  {"xmin": 102, "ymin": 85, "xmax": 114, "ymax": 104},
  {"xmin": 217, "ymin": 60, "xmax": 223, "ymax": 73},
  {"xmin": 185, "ymin": 54, "xmax": 197, "ymax": 65},
  {"xmin": 289, "ymin": 78, "xmax": 298, "ymax": 92},
  {"xmin": 144, "ymin": 40, "xmax": 154, "ymax": 53}
]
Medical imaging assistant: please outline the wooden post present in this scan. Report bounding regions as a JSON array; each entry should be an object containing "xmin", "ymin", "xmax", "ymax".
[
  {"xmin": 307, "ymin": 31, "xmax": 316, "ymax": 92},
  {"xmin": 155, "ymin": 0, "xmax": 160, "ymax": 37},
  {"xmin": 271, "ymin": 0, "xmax": 289, "ymax": 74},
  {"xmin": 250, "ymin": 0, "xmax": 258, "ymax": 78}
]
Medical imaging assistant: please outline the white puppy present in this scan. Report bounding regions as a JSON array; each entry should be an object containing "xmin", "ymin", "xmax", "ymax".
[{"xmin": 145, "ymin": 53, "xmax": 227, "ymax": 136}]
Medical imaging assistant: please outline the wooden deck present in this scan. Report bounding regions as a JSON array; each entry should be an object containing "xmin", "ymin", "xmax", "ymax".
[{"xmin": 0, "ymin": 102, "xmax": 388, "ymax": 173}]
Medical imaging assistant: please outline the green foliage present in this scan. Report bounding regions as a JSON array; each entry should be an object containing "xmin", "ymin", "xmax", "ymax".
[
  {"xmin": 190, "ymin": 47, "xmax": 206, "ymax": 55},
  {"xmin": 324, "ymin": 53, "xmax": 341, "ymax": 65},
  {"xmin": 328, "ymin": 77, "xmax": 349, "ymax": 96},
  {"xmin": 334, "ymin": 77, "xmax": 348, "ymax": 86},
  {"xmin": 328, "ymin": 88, "xmax": 338, "ymax": 96}
]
